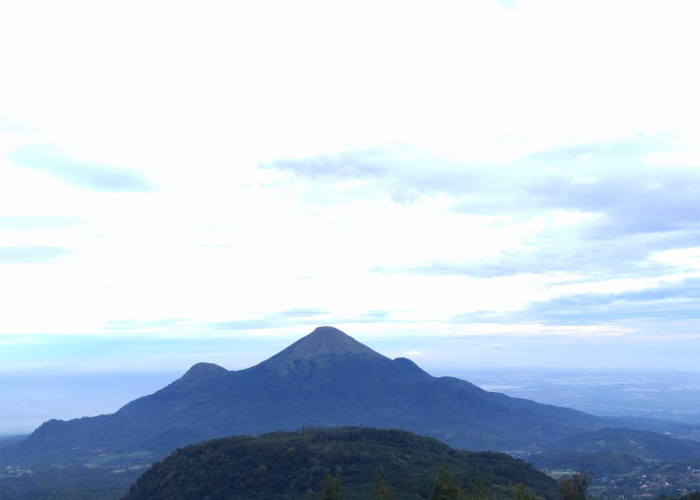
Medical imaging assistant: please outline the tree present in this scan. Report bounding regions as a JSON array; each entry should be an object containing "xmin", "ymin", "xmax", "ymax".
[
  {"xmin": 374, "ymin": 471, "xmax": 395, "ymax": 500},
  {"xmin": 512, "ymin": 483, "xmax": 538, "ymax": 500},
  {"xmin": 465, "ymin": 476, "xmax": 488, "ymax": 500},
  {"xmin": 558, "ymin": 472, "xmax": 589, "ymax": 500},
  {"xmin": 432, "ymin": 467, "xmax": 461, "ymax": 500},
  {"xmin": 323, "ymin": 469, "xmax": 343, "ymax": 500}
]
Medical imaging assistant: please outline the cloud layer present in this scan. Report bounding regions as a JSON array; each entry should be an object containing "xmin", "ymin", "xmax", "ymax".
[
  {"xmin": 1, "ymin": 0, "xmax": 699, "ymax": 374},
  {"xmin": 265, "ymin": 138, "xmax": 700, "ymax": 346}
]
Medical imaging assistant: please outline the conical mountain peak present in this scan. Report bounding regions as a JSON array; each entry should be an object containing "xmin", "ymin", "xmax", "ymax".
[
  {"xmin": 289, "ymin": 326, "xmax": 378, "ymax": 358},
  {"xmin": 288, "ymin": 326, "xmax": 378, "ymax": 358},
  {"xmin": 258, "ymin": 326, "xmax": 384, "ymax": 374}
]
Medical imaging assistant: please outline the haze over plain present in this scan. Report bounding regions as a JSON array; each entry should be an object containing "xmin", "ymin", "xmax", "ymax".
[{"xmin": 1, "ymin": 0, "xmax": 700, "ymax": 387}]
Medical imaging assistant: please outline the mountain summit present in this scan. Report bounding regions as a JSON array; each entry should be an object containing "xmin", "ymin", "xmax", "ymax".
[
  {"xmin": 258, "ymin": 326, "xmax": 383, "ymax": 375},
  {"xmin": 278, "ymin": 325, "xmax": 380, "ymax": 358}
]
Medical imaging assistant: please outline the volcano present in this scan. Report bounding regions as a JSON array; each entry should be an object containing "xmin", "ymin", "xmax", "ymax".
[{"xmin": 8, "ymin": 326, "xmax": 608, "ymax": 461}]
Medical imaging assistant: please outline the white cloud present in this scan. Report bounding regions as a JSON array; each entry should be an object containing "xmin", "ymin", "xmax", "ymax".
[{"xmin": 0, "ymin": 0, "xmax": 699, "ymax": 371}]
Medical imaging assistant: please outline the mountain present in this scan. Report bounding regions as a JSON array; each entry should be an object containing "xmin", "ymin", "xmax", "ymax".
[
  {"xmin": 123, "ymin": 427, "xmax": 560, "ymax": 499},
  {"xmin": 7, "ymin": 326, "xmax": 611, "ymax": 463}
]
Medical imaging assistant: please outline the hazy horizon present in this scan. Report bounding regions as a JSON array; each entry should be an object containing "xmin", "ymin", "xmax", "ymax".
[{"xmin": 2, "ymin": 325, "xmax": 700, "ymax": 435}]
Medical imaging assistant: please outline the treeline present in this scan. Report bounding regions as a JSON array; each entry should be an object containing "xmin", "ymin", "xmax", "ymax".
[{"xmin": 123, "ymin": 427, "xmax": 560, "ymax": 499}]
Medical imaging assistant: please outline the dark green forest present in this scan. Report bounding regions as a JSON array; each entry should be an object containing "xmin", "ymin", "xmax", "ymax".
[{"xmin": 122, "ymin": 427, "xmax": 560, "ymax": 499}]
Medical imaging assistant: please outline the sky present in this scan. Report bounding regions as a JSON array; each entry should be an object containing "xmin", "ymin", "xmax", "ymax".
[{"xmin": 2, "ymin": 0, "xmax": 700, "ymax": 393}]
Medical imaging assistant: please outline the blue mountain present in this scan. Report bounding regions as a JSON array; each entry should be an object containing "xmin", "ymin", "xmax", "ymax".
[{"xmin": 9, "ymin": 326, "xmax": 612, "ymax": 462}]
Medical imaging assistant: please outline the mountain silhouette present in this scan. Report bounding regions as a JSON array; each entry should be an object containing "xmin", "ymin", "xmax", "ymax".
[{"xmin": 6, "ymin": 326, "xmax": 617, "ymax": 462}]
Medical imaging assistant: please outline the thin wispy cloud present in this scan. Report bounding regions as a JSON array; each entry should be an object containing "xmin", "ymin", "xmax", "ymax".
[
  {"xmin": 211, "ymin": 309, "xmax": 396, "ymax": 334},
  {"xmin": 452, "ymin": 277, "xmax": 700, "ymax": 329},
  {"xmin": 213, "ymin": 308, "xmax": 331, "ymax": 331},
  {"xmin": 9, "ymin": 144, "xmax": 156, "ymax": 192},
  {"xmin": 0, "ymin": 215, "xmax": 81, "ymax": 231},
  {"xmin": 0, "ymin": 245, "xmax": 71, "ymax": 263},
  {"xmin": 263, "ymin": 150, "xmax": 391, "ymax": 180}
]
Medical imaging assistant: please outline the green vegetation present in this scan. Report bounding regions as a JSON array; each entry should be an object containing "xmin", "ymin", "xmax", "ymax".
[
  {"xmin": 557, "ymin": 473, "xmax": 588, "ymax": 500},
  {"xmin": 375, "ymin": 471, "xmax": 395, "ymax": 499},
  {"xmin": 123, "ymin": 427, "xmax": 560, "ymax": 499},
  {"xmin": 323, "ymin": 469, "xmax": 343, "ymax": 499}
]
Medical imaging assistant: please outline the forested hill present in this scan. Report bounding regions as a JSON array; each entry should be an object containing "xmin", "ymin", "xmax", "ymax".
[{"xmin": 123, "ymin": 427, "xmax": 560, "ymax": 499}]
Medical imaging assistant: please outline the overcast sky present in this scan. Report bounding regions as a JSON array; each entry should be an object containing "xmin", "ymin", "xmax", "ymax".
[{"xmin": 2, "ymin": 0, "xmax": 700, "ymax": 376}]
